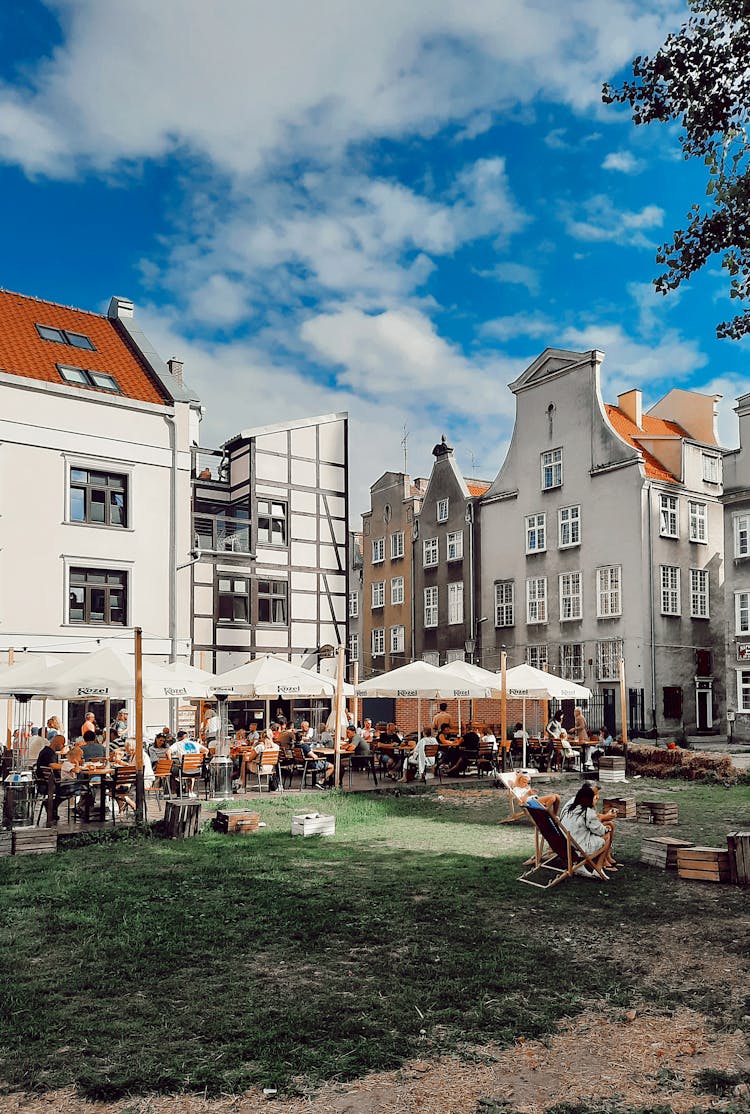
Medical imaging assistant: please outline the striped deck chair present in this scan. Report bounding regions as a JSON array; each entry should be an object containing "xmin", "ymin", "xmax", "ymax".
[{"xmin": 518, "ymin": 797, "xmax": 607, "ymax": 888}]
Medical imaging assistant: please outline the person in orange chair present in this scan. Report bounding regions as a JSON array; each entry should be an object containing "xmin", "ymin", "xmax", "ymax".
[{"xmin": 511, "ymin": 771, "xmax": 560, "ymax": 816}]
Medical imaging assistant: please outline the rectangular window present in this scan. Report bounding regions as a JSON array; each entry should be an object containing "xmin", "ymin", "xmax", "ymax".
[
  {"xmin": 526, "ymin": 577, "xmax": 547, "ymax": 624},
  {"xmin": 258, "ymin": 579, "xmax": 288, "ymax": 624},
  {"xmin": 348, "ymin": 633, "xmax": 359, "ymax": 663},
  {"xmin": 217, "ymin": 577, "xmax": 250, "ymax": 623},
  {"xmin": 597, "ymin": 638, "xmax": 623, "ymax": 681},
  {"xmin": 37, "ymin": 323, "xmax": 95, "ymax": 350},
  {"xmin": 348, "ymin": 592, "xmax": 359, "ymax": 618},
  {"xmin": 688, "ymin": 501, "xmax": 707, "ymax": 543},
  {"xmin": 372, "ymin": 537, "xmax": 385, "ymax": 563},
  {"xmin": 559, "ymin": 642, "xmax": 583, "ymax": 682},
  {"xmin": 525, "ymin": 513, "xmax": 546, "ymax": 554},
  {"xmin": 495, "ymin": 580, "xmax": 515, "ymax": 627},
  {"xmin": 57, "ymin": 364, "xmax": 120, "ymax": 392},
  {"xmin": 702, "ymin": 453, "xmax": 720, "ymax": 484},
  {"xmin": 257, "ymin": 499, "xmax": 287, "ymax": 546},
  {"xmin": 424, "ymin": 586, "xmax": 439, "ymax": 628},
  {"xmin": 659, "ymin": 493, "xmax": 679, "ymax": 538},
  {"xmin": 734, "ymin": 513, "xmax": 750, "ymax": 558},
  {"xmin": 541, "ymin": 447, "xmax": 563, "ymax": 490},
  {"xmin": 445, "ymin": 648, "xmax": 465, "ymax": 664},
  {"xmin": 735, "ymin": 591, "xmax": 750, "ymax": 635},
  {"xmin": 447, "ymin": 531, "xmax": 463, "ymax": 561},
  {"xmin": 558, "ymin": 505, "xmax": 581, "ymax": 548},
  {"xmin": 448, "ymin": 582, "xmax": 464, "ymax": 625},
  {"xmin": 390, "ymin": 625, "xmax": 405, "ymax": 653},
  {"xmin": 596, "ymin": 565, "xmax": 622, "ymax": 618},
  {"xmin": 390, "ymin": 531, "xmax": 404, "ymax": 559},
  {"xmin": 371, "ymin": 581, "xmax": 385, "ymax": 608},
  {"xmin": 372, "ymin": 628, "xmax": 385, "ymax": 657},
  {"xmin": 69, "ymin": 468, "xmax": 128, "ymax": 528},
  {"xmin": 526, "ymin": 644, "xmax": 548, "ymax": 670},
  {"xmin": 738, "ymin": 669, "xmax": 750, "ymax": 712},
  {"xmin": 663, "ymin": 686, "xmax": 683, "ymax": 719},
  {"xmin": 559, "ymin": 571, "xmax": 583, "ymax": 621},
  {"xmin": 422, "ymin": 651, "xmax": 440, "ymax": 667},
  {"xmin": 423, "ymin": 537, "xmax": 438, "ymax": 567},
  {"xmin": 69, "ymin": 567, "xmax": 127, "ymax": 626},
  {"xmin": 391, "ymin": 576, "xmax": 404, "ymax": 605},
  {"xmin": 437, "ymin": 498, "xmax": 449, "ymax": 522},
  {"xmin": 690, "ymin": 568, "xmax": 709, "ymax": 618},
  {"xmin": 660, "ymin": 565, "xmax": 681, "ymax": 615}
]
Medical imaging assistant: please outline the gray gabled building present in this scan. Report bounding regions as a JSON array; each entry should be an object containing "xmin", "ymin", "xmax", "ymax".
[{"xmin": 722, "ymin": 390, "xmax": 750, "ymax": 741}]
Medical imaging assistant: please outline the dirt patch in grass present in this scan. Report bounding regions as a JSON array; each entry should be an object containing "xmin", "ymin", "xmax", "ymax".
[{"xmin": 2, "ymin": 1005, "xmax": 746, "ymax": 1114}]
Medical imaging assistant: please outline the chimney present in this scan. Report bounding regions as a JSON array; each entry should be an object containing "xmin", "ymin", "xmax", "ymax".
[
  {"xmin": 107, "ymin": 295, "xmax": 135, "ymax": 320},
  {"xmin": 618, "ymin": 389, "xmax": 642, "ymax": 429},
  {"xmin": 167, "ymin": 357, "xmax": 184, "ymax": 386}
]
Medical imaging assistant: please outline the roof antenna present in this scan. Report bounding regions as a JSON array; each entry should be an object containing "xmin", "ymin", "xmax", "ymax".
[{"xmin": 401, "ymin": 423, "xmax": 409, "ymax": 473}]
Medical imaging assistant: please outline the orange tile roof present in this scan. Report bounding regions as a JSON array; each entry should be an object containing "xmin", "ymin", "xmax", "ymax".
[
  {"xmin": 0, "ymin": 289, "xmax": 170, "ymax": 405},
  {"xmin": 605, "ymin": 404, "xmax": 681, "ymax": 483},
  {"xmin": 467, "ymin": 480, "xmax": 491, "ymax": 497}
]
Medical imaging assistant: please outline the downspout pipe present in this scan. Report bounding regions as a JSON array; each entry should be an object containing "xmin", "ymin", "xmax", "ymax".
[
  {"xmin": 165, "ymin": 413, "xmax": 179, "ymax": 733},
  {"xmin": 646, "ymin": 481, "xmax": 657, "ymax": 739}
]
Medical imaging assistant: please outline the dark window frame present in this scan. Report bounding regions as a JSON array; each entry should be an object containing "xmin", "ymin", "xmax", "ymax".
[
  {"xmin": 216, "ymin": 576, "xmax": 251, "ymax": 625},
  {"xmin": 257, "ymin": 579, "xmax": 288, "ymax": 625},
  {"xmin": 69, "ymin": 468, "xmax": 128, "ymax": 529},
  {"xmin": 257, "ymin": 499, "xmax": 288, "ymax": 547},
  {"xmin": 69, "ymin": 567, "xmax": 128, "ymax": 626},
  {"xmin": 36, "ymin": 323, "xmax": 96, "ymax": 350},
  {"xmin": 57, "ymin": 364, "xmax": 121, "ymax": 393},
  {"xmin": 663, "ymin": 686, "xmax": 683, "ymax": 720}
]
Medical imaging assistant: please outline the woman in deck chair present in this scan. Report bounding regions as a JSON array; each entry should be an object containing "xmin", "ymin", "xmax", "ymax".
[
  {"xmin": 511, "ymin": 772, "xmax": 560, "ymax": 816},
  {"xmin": 559, "ymin": 783, "xmax": 617, "ymax": 879}
]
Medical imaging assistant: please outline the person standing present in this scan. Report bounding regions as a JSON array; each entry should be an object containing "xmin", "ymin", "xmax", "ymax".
[{"xmin": 573, "ymin": 707, "xmax": 593, "ymax": 770}]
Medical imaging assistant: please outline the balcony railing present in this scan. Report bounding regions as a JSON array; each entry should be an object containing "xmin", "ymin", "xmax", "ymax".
[{"xmin": 194, "ymin": 514, "xmax": 251, "ymax": 554}]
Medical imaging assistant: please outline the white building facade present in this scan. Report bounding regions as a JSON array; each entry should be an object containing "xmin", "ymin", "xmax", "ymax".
[{"xmin": 722, "ymin": 390, "xmax": 750, "ymax": 741}]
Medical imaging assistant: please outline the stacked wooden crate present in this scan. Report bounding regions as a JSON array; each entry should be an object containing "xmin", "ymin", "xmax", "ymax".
[
  {"xmin": 636, "ymin": 800, "xmax": 679, "ymax": 825},
  {"xmin": 12, "ymin": 828, "xmax": 57, "ymax": 856},
  {"xmin": 291, "ymin": 812, "xmax": 335, "ymax": 837},
  {"xmin": 677, "ymin": 846, "xmax": 731, "ymax": 883},
  {"xmin": 602, "ymin": 797, "xmax": 636, "ymax": 819},
  {"xmin": 640, "ymin": 836, "xmax": 693, "ymax": 870},
  {"xmin": 163, "ymin": 800, "xmax": 202, "ymax": 839},
  {"xmin": 215, "ymin": 810, "xmax": 260, "ymax": 834},
  {"xmin": 598, "ymin": 756, "xmax": 626, "ymax": 783},
  {"xmin": 726, "ymin": 832, "xmax": 750, "ymax": 885},
  {"xmin": 0, "ymin": 830, "xmax": 12, "ymax": 857}
]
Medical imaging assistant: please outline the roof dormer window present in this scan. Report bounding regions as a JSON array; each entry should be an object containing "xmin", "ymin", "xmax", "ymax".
[
  {"xmin": 57, "ymin": 364, "xmax": 121, "ymax": 393},
  {"xmin": 37, "ymin": 323, "xmax": 96, "ymax": 350}
]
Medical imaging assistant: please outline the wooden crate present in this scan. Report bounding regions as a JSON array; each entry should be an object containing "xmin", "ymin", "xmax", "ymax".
[
  {"xmin": 602, "ymin": 797, "xmax": 636, "ymax": 820},
  {"xmin": 636, "ymin": 800, "xmax": 679, "ymax": 825},
  {"xmin": 291, "ymin": 812, "xmax": 335, "ymax": 837},
  {"xmin": 215, "ymin": 809, "xmax": 260, "ymax": 834},
  {"xmin": 599, "ymin": 769, "xmax": 627, "ymax": 783},
  {"xmin": 599, "ymin": 756, "xmax": 626, "ymax": 771},
  {"xmin": 0, "ymin": 830, "xmax": 12, "ymax": 857},
  {"xmin": 677, "ymin": 846, "xmax": 731, "ymax": 883},
  {"xmin": 726, "ymin": 832, "xmax": 750, "ymax": 885},
  {"xmin": 12, "ymin": 828, "xmax": 57, "ymax": 856},
  {"xmin": 164, "ymin": 800, "xmax": 202, "ymax": 839},
  {"xmin": 640, "ymin": 836, "xmax": 694, "ymax": 870}
]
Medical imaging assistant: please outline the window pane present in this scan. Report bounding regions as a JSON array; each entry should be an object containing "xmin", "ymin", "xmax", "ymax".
[
  {"xmin": 70, "ymin": 487, "xmax": 86, "ymax": 522},
  {"xmin": 271, "ymin": 519, "xmax": 286, "ymax": 544},
  {"xmin": 89, "ymin": 588, "xmax": 106, "ymax": 621},
  {"xmin": 70, "ymin": 468, "xmax": 88, "ymax": 483},
  {"xmin": 37, "ymin": 324, "xmax": 66, "ymax": 343},
  {"xmin": 233, "ymin": 597, "xmax": 249, "ymax": 622},
  {"xmin": 89, "ymin": 371, "xmax": 120, "ymax": 391},
  {"xmin": 65, "ymin": 331, "xmax": 95, "ymax": 350},
  {"xmin": 109, "ymin": 591, "xmax": 125, "ymax": 624},
  {"xmin": 90, "ymin": 489, "xmax": 106, "ymax": 523},
  {"xmin": 69, "ymin": 587, "xmax": 85, "ymax": 622},
  {"xmin": 58, "ymin": 365, "xmax": 88, "ymax": 384},
  {"xmin": 218, "ymin": 595, "xmax": 234, "ymax": 621},
  {"xmin": 110, "ymin": 492, "xmax": 126, "ymax": 526}
]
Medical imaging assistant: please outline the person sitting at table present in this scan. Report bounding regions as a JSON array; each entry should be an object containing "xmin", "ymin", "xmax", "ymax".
[
  {"xmin": 168, "ymin": 730, "xmax": 208, "ymax": 758},
  {"xmin": 78, "ymin": 711, "xmax": 98, "ymax": 742},
  {"xmin": 298, "ymin": 735, "xmax": 334, "ymax": 789},
  {"xmin": 354, "ymin": 725, "xmax": 371, "ymax": 756},
  {"xmin": 431, "ymin": 702, "xmax": 452, "ymax": 735},
  {"xmin": 510, "ymin": 771, "xmax": 560, "ymax": 816},
  {"xmin": 299, "ymin": 720, "xmax": 315, "ymax": 744},
  {"xmin": 148, "ymin": 732, "xmax": 170, "ymax": 765},
  {"xmin": 36, "ymin": 736, "xmax": 59, "ymax": 775},
  {"xmin": 591, "ymin": 725, "xmax": 613, "ymax": 765},
  {"xmin": 378, "ymin": 722, "xmax": 402, "ymax": 778},
  {"xmin": 481, "ymin": 726, "xmax": 498, "ymax": 755},
  {"xmin": 559, "ymin": 783, "xmax": 617, "ymax": 879},
  {"xmin": 249, "ymin": 729, "xmax": 281, "ymax": 789},
  {"xmin": 317, "ymin": 722, "xmax": 334, "ymax": 746},
  {"xmin": 46, "ymin": 715, "xmax": 62, "ymax": 742},
  {"xmin": 81, "ymin": 730, "xmax": 106, "ymax": 762},
  {"xmin": 123, "ymin": 739, "xmax": 155, "ymax": 788},
  {"xmin": 446, "ymin": 723, "xmax": 480, "ymax": 777},
  {"xmin": 403, "ymin": 727, "xmax": 436, "ymax": 781}
]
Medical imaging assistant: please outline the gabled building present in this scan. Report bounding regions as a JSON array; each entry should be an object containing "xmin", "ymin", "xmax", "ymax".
[
  {"xmin": 347, "ymin": 530, "xmax": 363, "ymax": 683},
  {"xmin": 722, "ymin": 390, "xmax": 750, "ymax": 740},
  {"xmin": 479, "ymin": 348, "xmax": 725, "ymax": 738},
  {"xmin": 412, "ymin": 435, "xmax": 490, "ymax": 668}
]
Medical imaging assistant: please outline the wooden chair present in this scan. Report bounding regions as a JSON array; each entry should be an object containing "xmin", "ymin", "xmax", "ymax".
[
  {"xmin": 476, "ymin": 742, "xmax": 496, "ymax": 778},
  {"xmin": 497, "ymin": 770, "xmax": 529, "ymax": 824},
  {"xmin": 107, "ymin": 765, "xmax": 138, "ymax": 822},
  {"xmin": 518, "ymin": 798, "xmax": 608, "ymax": 888},
  {"xmin": 422, "ymin": 741, "xmax": 440, "ymax": 782},
  {"xmin": 146, "ymin": 757, "xmax": 174, "ymax": 813},
  {"xmin": 179, "ymin": 754, "xmax": 205, "ymax": 798},
  {"xmin": 254, "ymin": 749, "xmax": 282, "ymax": 793}
]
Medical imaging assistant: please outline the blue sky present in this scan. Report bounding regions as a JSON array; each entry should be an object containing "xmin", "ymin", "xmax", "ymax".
[{"xmin": 1, "ymin": 0, "xmax": 746, "ymax": 515}]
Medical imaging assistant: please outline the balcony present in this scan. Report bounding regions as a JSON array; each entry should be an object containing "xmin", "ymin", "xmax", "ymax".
[{"xmin": 194, "ymin": 514, "xmax": 251, "ymax": 555}]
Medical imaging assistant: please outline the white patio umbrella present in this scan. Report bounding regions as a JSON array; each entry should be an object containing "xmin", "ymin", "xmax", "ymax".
[
  {"xmin": 157, "ymin": 660, "xmax": 218, "ymax": 700},
  {"xmin": 438, "ymin": 660, "xmax": 502, "ymax": 731},
  {"xmin": 0, "ymin": 653, "xmax": 74, "ymax": 697},
  {"xmin": 356, "ymin": 660, "xmax": 494, "ymax": 739},
  {"xmin": 503, "ymin": 663, "xmax": 592, "ymax": 767},
  {"xmin": 28, "ymin": 646, "xmax": 214, "ymax": 701},
  {"xmin": 213, "ymin": 654, "xmax": 344, "ymax": 697}
]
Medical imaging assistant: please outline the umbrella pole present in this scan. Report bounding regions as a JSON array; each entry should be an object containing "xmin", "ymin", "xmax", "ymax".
[
  {"xmin": 418, "ymin": 697, "xmax": 421, "ymax": 741},
  {"xmin": 5, "ymin": 648, "xmax": 13, "ymax": 749},
  {"xmin": 522, "ymin": 698, "xmax": 527, "ymax": 769},
  {"xmin": 619, "ymin": 656, "xmax": 628, "ymax": 771},
  {"xmin": 334, "ymin": 646, "xmax": 344, "ymax": 789},
  {"xmin": 500, "ymin": 651, "xmax": 507, "ymax": 773},
  {"xmin": 353, "ymin": 661, "xmax": 359, "ymax": 727},
  {"xmin": 134, "ymin": 627, "xmax": 145, "ymax": 823},
  {"xmin": 105, "ymin": 697, "xmax": 110, "ymax": 750},
  {"xmin": 265, "ymin": 698, "xmax": 270, "ymax": 731},
  {"xmin": 457, "ymin": 699, "xmax": 462, "ymax": 734}
]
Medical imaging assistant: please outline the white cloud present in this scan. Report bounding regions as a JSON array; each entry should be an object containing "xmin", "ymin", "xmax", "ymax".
[
  {"xmin": 477, "ymin": 261, "xmax": 540, "ymax": 294},
  {"xmin": 563, "ymin": 195, "xmax": 664, "ymax": 248},
  {"xmin": 627, "ymin": 280, "xmax": 681, "ymax": 335},
  {"xmin": 602, "ymin": 150, "xmax": 644, "ymax": 174},
  {"xmin": 561, "ymin": 322, "xmax": 707, "ymax": 394},
  {"xmin": 481, "ymin": 313, "xmax": 554, "ymax": 340}
]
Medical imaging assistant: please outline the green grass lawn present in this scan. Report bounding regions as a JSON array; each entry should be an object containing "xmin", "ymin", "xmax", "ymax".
[{"xmin": 1, "ymin": 778, "xmax": 748, "ymax": 1101}]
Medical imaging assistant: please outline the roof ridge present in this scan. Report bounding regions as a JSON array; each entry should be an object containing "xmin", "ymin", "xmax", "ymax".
[{"xmin": 0, "ymin": 287, "xmax": 105, "ymax": 319}]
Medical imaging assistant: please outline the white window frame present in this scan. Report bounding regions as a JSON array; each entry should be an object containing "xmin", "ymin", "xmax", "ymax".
[
  {"xmin": 422, "ymin": 651, "xmax": 440, "ymax": 667},
  {"xmin": 436, "ymin": 498, "xmax": 449, "ymax": 523},
  {"xmin": 526, "ymin": 576, "xmax": 547, "ymax": 624},
  {"xmin": 390, "ymin": 576, "xmax": 404, "ymax": 605},
  {"xmin": 702, "ymin": 453, "xmax": 720, "ymax": 484},
  {"xmin": 660, "ymin": 565, "xmax": 681, "ymax": 615},
  {"xmin": 348, "ymin": 633, "xmax": 359, "ymax": 663},
  {"xmin": 371, "ymin": 628, "xmax": 385, "ymax": 657},
  {"xmin": 659, "ymin": 494, "xmax": 679, "ymax": 538},
  {"xmin": 390, "ymin": 531, "xmax": 405, "ymax": 560},
  {"xmin": 690, "ymin": 568, "xmax": 709, "ymax": 618},
  {"xmin": 558, "ymin": 504, "xmax": 580, "ymax": 548},
  {"xmin": 597, "ymin": 638, "xmax": 623, "ymax": 681},
  {"xmin": 448, "ymin": 582, "xmax": 464, "ymax": 626},
  {"xmin": 390, "ymin": 625, "xmax": 405, "ymax": 654},
  {"xmin": 541, "ymin": 447, "xmax": 563, "ymax": 490},
  {"xmin": 559, "ymin": 571, "xmax": 583, "ymax": 621},
  {"xmin": 371, "ymin": 580, "xmax": 385, "ymax": 609},
  {"xmin": 445, "ymin": 648, "xmax": 465, "ymax": 664},
  {"xmin": 560, "ymin": 642, "xmax": 584, "ymax": 682},
  {"xmin": 423, "ymin": 537, "xmax": 438, "ymax": 568},
  {"xmin": 688, "ymin": 500, "xmax": 707, "ymax": 543},
  {"xmin": 372, "ymin": 537, "xmax": 385, "ymax": 564},
  {"xmin": 596, "ymin": 565, "xmax": 622, "ymax": 618},
  {"xmin": 734, "ymin": 513, "xmax": 750, "ymax": 558},
  {"xmin": 495, "ymin": 580, "xmax": 514, "ymax": 627},
  {"xmin": 525, "ymin": 513, "xmax": 546, "ymax": 554},
  {"xmin": 446, "ymin": 531, "xmax": 464, "ymax": 561},
  {"xmin": 735, "ymin": 591, "xmax": 750, "ymax": 635},
  {"xmin": 424, "ymin": 586, "xmax": 439, "ymax": 628},
  {"xmin": 737, "ymin": 668, "xmax": 750, "ymax": 712},
  {"xmin": 526, "ymin": 644, "xmax": 548, "ymax": 670},
  {"xmin": 348, "ymin": 592, "xmax": 359, "ymax": 619}
]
